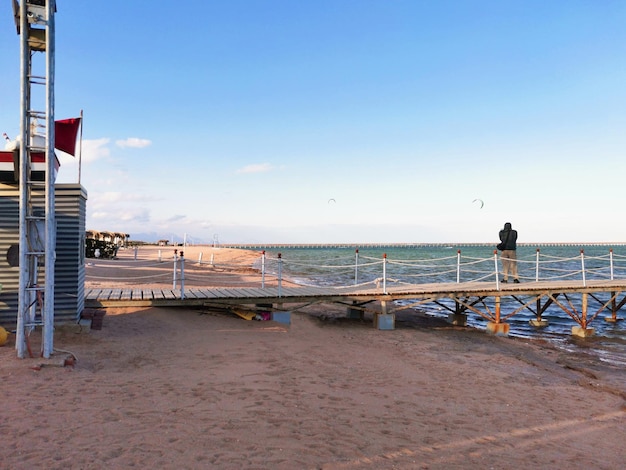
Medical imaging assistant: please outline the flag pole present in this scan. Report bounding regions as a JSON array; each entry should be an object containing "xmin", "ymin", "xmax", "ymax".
[{"xmin": 78, "ymin": 109, "xmax": 83, "ymax": 185}]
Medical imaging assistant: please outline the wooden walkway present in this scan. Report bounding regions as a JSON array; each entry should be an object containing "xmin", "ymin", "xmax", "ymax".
[
  {"xmin": 85, "ymin": 279, "xmax": 626, "ymax": 327},
  {"xmin": 85, "ymin": 279, "xmax": 626, "ymax": 306}
]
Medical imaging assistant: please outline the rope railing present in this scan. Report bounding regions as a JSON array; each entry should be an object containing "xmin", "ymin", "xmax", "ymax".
[
  {"xmin": 86, "ymin": 272, "xmax": 173, "ymax": 282},
  {"xmin": 183, "ymin": 272, "xmax": 280, "ymax": 286},
  {"xmin": 395, "ymin": 252, "xmax": 460, "ymax": 267},
  {"xmin": 86, "ymin": 259, "xmax": 169, "ymax": 269},
  {"xmin": 85, "ymin": 248, "xmax": 626, "ymax": 295}
]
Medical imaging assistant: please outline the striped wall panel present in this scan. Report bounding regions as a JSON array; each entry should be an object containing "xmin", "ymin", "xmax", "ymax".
[
  {"xmin": 0, "ymin": 183, "xmax": 87, "ymax": 328},
  {"xmin": 55, "ymin": 185, "xmax": 87, "ymax": 323}
]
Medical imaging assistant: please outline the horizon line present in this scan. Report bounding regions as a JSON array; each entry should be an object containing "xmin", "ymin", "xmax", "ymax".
[{"xmin": 166, "ymin": 242, "xmax": 626, "ymax": 248}]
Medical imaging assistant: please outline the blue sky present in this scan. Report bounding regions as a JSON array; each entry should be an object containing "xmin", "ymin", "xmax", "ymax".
[{"xmin": 1, "ymin": 1, "xmax": 626, "ymax": 244}]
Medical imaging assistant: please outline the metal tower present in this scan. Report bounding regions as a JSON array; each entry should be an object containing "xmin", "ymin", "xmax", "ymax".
[{"xmin": 13, "ymin": 0, "xmax": 57, "ymax": 358}]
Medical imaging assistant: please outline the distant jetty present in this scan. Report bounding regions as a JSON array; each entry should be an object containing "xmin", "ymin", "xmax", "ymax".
[{"xmin": 216, "ymin": 242, "xmax": 626, "ymax": 250}]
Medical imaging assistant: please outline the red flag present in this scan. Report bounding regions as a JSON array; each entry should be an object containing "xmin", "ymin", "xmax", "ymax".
[{"xmin": 55, "ymin": 118, "xmax": 81, "ymax": 156}]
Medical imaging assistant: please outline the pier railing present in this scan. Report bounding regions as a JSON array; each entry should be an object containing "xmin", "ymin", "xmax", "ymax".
[
  {"xmin": 85, "ymin": 248, "xmax": 626, "ymax": 295},
  {"xmin": 84, "ymin": 248, "xmax": 626, "ymax": 335}
]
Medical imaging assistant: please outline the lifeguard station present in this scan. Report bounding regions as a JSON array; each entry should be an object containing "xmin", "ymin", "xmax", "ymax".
[{"xmin": 0, "ymin": 1, "xmax": 87, "ymax": 358}]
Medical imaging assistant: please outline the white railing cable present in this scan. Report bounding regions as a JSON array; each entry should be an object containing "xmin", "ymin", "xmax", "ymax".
[
  {"xmin": 85, "ymin": 248, "xmax": 626, "ymax": 290},
  {"xmin": 87, "ymin": 272, "xmax": 173, "ymax": 282}
]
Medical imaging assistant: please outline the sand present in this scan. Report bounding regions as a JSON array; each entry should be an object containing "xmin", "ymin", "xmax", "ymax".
[{"xmin": 1, "ymin": 246, "xmax": 624, "ymax": 469}]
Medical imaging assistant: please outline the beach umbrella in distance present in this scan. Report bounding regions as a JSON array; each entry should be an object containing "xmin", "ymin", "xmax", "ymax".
[{"xmin": 472, "ymin": 198, "xmax": 484, "ymax": 209}]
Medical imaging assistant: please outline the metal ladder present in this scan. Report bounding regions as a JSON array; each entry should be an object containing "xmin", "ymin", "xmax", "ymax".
[{"xmin": 14, "ymin": 0, "xmax": 57, "ymax": 359}]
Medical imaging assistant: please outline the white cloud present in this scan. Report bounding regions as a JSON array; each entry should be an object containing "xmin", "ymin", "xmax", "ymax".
[
  {"xmin": 55, "ymin": 138, "xmax": 112, "ymax": 183},
  {"xmin": 95, "ymin": 191, "xmax": 156, "ymax": 203},
  {"xmin": 116, "ymin": 137, "xmax": 152, "ymax": 149},
  {"xmin": 119, "ymin": 208, "xmax": 151, "ymax": 223},
  {"xmin": 236, "ymin": 163, "xmax": 273, "ymax": 174},
  {"xmin": 83, "ymin": 138, "xmax": 111, "ymax": 162},
  {"xmin": 97, "ymin": 192, "xmax": 125, "ymax": 203},
  {"xmin": 88, "ymin": 206, "xmax": 151, "ymax": 226},
  {"xmin": 91, "ymin": 211, "xmax": 110, "ymax": 220}
]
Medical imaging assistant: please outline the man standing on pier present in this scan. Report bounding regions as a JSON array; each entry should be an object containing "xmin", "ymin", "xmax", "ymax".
[{"xmin": 498, "ymin": 222, "xmax": 519, "ymax": 283}]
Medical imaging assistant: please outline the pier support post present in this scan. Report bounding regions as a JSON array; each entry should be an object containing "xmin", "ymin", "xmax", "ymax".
[
  {"xmin": 448, "ymin": 313, "xmax": 467, "ymax": 326},
  {"xmin": 374, "ymin": 301, "xmax": 395, "ymax": 330},
  {"xmin": 271, "ymin": 303, "xmax": 291, "ymax": 325},
  {"xmin": 271, "ymin": 311, "xmax": 291, "ymax": 324},
  {"xmin": 486, "ymin": 322, "xmax": 510, "ymax": 336},
  {"xmin": 571, "ymin": 293, "xmax": 593, "ymax": 337},
  {"xmin": 530, "ymin": 298, "xmax": 548, "ymax": 327},
  {"xmin": 572, "ymin": 326, "xmax": 594, "ymax": 338},
  {"xmin": 605, "ymin": 295, "xmax": 624, "ymax": 323},
  {"xmin": 346, "ymin": 301, "xmax": 363, "ymax": 320},
  {"xmin": 487, "ymin": 296, "xmax": 509, "ymax": 335},
  {"xmin": 448, "ymin": 300, "xmax": 467, "ymax": 326}
]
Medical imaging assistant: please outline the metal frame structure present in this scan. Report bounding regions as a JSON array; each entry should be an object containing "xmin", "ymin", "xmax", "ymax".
[{"xmin": 14, "ymin": 0, "xmax": 57, "ymax": 358}]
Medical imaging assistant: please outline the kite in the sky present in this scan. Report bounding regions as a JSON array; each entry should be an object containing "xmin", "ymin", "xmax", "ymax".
[
  {"xmin": 328, "ymin": 198, "xmax": 336, "ymax": 204},
  {"xmin": 472, "ymin": 198, "xmax": 484, "ymax": 209}
]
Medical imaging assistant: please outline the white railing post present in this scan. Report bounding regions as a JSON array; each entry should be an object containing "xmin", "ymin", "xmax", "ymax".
[
  {"xmin": 494, "ymin": 250, "xmax": 500, "ymax": 290},
  {"xmin": 609, "ymin": 248, "xmax": 614, "ymax": 281},
  {"xmin": 173, "ymin": 249, "xmax": 178, "ymax": 289},
  {"xmin": 198, "ymin": 252, "xmax": 203, "ymax": 265},
  {"xmin": 535, "ymin": 248, "xmax": 540, "ymax": 281},
  {"xmin": 581, "ymin": 249, "xmax": 586, "ymax": 287},
  {"xmin": 134, "ymin": 245, "xmax": 138, "ymax": 260},
  {"xmin": 210, "ymin": 253, "xmax": 214, "ymax": 266},
  {"xmin": 158, "ymin": 249, "xmax": 162, "ymax": 263},
  {"xmin": 382, "ymin": 253, "xmax": 387, "ymax": 294},
  {"xmin": 180, "ymin": 251, "xmax": 185, "ymax": 299},
  {"xmin": 261, "ymin": 250, "xmax": 266, "ymax": 288},
  {"xmin": 456, "ymin": 250, "xmax": 461, "ymax": 283},
  {"xmin": 277, "ymin": 253, "xmax": 282, "ymax": 297},
  {"xmin": 354, "ymin": 249, "xmax": 359, "ymax": 285}
]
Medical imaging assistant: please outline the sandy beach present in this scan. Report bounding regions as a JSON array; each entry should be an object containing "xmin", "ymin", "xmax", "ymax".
[{"xmin": 1, "ymin": 246, "xmax": 624, "ymax": 469}]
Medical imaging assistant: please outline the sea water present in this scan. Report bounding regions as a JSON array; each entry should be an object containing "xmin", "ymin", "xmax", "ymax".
[{"xmin": 258, "ymin": 244, "xmax": 626, "ymax": 365}]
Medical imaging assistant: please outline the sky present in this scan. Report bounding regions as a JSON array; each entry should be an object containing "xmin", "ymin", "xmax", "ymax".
[{"xmin": 1, "ymin": 1, "xmax": 626, "ymax": 244}]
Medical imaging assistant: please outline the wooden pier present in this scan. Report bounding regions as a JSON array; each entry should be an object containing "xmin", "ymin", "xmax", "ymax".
[{"xmin": 85, "ymin": 278, "xmax": 626, "ymax": 336}]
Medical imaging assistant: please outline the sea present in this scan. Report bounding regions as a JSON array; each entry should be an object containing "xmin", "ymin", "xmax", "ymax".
[{"xmin": 256, "ymin": 244, "xmax": 626, "ymax": 366}]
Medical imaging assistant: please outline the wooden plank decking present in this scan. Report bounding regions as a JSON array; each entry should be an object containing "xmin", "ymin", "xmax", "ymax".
[{"xmin": 85, "ymin": 278, "xmax": 626, "ymax": 309}]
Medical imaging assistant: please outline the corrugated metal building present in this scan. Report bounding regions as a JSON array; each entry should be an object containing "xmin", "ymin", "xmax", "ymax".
[{"xmin": 0, "ymin": 183, "xmax": 87, "ymax": 328}]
